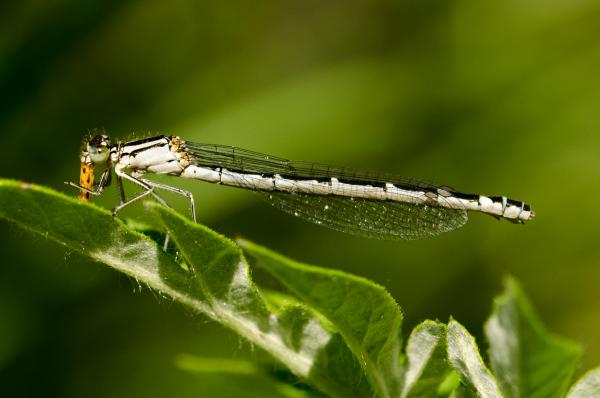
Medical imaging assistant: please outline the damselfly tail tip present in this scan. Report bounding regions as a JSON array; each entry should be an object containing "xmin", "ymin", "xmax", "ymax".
[{"xmin": 517, "ymin": 208, "xmax": 534, "ymax": 223}]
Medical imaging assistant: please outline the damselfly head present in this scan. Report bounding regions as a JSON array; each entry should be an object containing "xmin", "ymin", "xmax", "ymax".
[{"xmin": 84, "ymin": 134, "xmax": 111, "ymax": 164}]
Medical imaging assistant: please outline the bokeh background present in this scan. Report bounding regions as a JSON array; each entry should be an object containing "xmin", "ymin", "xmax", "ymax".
[{"xmin": 1, "ymin": 1, "xmax": 599, "ymax": 397}]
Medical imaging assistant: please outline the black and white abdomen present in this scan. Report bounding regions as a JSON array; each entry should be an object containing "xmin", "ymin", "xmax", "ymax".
[
  {"xmin": 478, "ymin": 195, "xmax": 534, "ymax": 222},
  {"xmin": 452, "ymin": 191, "xmax": 534, "ymax": 222}
]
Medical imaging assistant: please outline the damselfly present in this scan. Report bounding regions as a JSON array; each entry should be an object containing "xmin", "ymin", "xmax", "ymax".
[{"xmin": 66, "ymin": 133, "xmax": 534, "ymax": 240}]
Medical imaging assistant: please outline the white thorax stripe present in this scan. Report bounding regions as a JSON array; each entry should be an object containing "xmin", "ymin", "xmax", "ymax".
[{"xmin": 118, "ymin": 137, "xmax": 186, "ymax": 175}]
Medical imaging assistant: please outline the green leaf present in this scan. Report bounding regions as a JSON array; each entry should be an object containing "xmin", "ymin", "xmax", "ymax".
[
  {"xmin": 3, "ymin": 179, "xmax": 595, "ymax": 398},
  {"xmin": 401, "ymin": 320, "xmax": 452, "ymax": 398},
  {"xmin": 238, "ymin": 238, "xmax": 403, "ymax": 398},
  {"xmin": 175, "ymin": 355, "xmax": 321, "ymax": 398},
  {"xmin": 0, "ymin": 180, "xmax": 197, "ymax": 299},
  {"xmin": 0, "ymin": 180, "xmax": 372, "ymax": 398},
  {"xmin": 148, "ymin": 202, "xmax": 374, "ymax": 398},
  {"xmin": 448, "ymin": 385, "xmax": 479, "ymax": 398},
  {"xmin": 567, "ymin": 367, "xmax": 600, "ymax": 398},
  {"xmin": 447, "ymin": 319, "xmax": 503, "ymax": 398},
  {"xmin": 484, "ymin": 277, "xmax": 582, "ymax": 398},
  {"xmin": 175, "ymin": 355, "xmax": 260, "ymax": 375},
  {"xmin": 438, "ymin": 372, "xmax": 463, "ymax": 397}
]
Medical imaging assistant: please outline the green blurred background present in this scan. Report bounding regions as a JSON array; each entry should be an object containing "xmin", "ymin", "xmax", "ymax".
[{"xmin": 1, "ymin": 1, "xmax": 599, "ymax": 396}]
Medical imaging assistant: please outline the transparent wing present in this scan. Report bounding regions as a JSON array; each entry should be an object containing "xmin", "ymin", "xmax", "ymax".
[
  {"xmin": 256, "ymin": 191, "xmax": 468, "ymax": 240},
  {"xmin": 186, "ymin": 142, "xmax": 468, "ymax": 239},
  {"xmin": 185, "ymin": 142, "xmax": 438, "ymax": 190}
]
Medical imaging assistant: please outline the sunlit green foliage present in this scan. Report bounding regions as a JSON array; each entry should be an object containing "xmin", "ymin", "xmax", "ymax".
[
  {"xmin": 1, "ymin": 1, "xmax": 599, "ymax": 396},
  {"xmin": 0, "ymin": 180, "xmax": 597, "ymax": 397}
]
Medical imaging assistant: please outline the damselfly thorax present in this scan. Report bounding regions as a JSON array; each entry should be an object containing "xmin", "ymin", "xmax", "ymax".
[{"xmin": 67, "ymin": 133, "xmax": 534, "ymax": 240}]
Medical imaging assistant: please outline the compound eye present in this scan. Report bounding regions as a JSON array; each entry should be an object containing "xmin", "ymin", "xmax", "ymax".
[
  {"xmin": 88, "ymin": 134, "xmax": 111, "ymax": 147},
  {"xmin": 86, "ymin": 134, "xmax": 111, "ymax": 162},
  {"xmin": 89, "ymin": 134, "xmax": 106, "ymax": 146}
]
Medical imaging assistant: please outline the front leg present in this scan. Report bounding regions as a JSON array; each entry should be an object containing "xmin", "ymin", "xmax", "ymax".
[
  {"xmin": 65, "ymin": 168, "xmax": 111, "ymax": 196},
  {"xmin": 113, "ymin": 170, "xmax": 172, "ymax": 215}
]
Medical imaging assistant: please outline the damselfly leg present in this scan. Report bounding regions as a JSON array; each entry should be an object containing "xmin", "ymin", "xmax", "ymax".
[
  {"xmin": 111, "ymin": 172, "xmax": 196, "ymax": 222},
  {"xmin": 140, "ymin": 179, "xmax": 196, "ymax": 222},
  {"xmin": 112, "ymin": 170, "xmax": 172, "ymax": 213},
  {"xmin": 113, "ymin": 171, "xmax": 185, "ymax": 251},
  {"xmin": 112, "ymin": 173, "xmax": 198, "ymax": 249},
  {"xmin": 65, "ymin": 168, "xmax": 111, "ymax": 197},
  {"xmin": 67, "ymin": 169, "xmax": 192, "ymax": 251}
]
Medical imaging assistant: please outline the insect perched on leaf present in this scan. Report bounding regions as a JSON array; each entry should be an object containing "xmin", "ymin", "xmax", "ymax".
[{"xmin": 67, "ymin": 132, "xmax": 534, "ymax": 240}]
